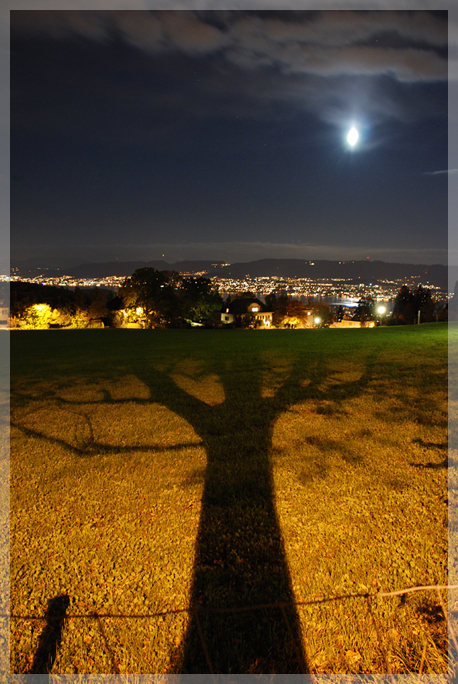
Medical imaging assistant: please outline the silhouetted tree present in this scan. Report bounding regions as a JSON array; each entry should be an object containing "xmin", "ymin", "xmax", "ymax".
[
  {"xmin": 353, "ymin": 297, "xmax": 375, "ymax": 326},
  {"xmin": 412, "ymin": 285, "xmax": 435, "ymax": 323},
  {"xmin": 264, "ymin": 293, "xmax": 277, "ymax": 311},
  {"xmin": 10, "ymin": 282, "xmax": 74, "ymax": 317},
  {"xmin": 180, "ymin": 276, "xmax": 222, "ymax": 325},
  {"xmin": 226, "ymin": 291, "xmax": 257, "ymax": 303},
  {"xmin": 392, "ymin": 285, "xmax": 415, "ymax": 324},
  {"xmin": 272, "ymin": 295, "xmax": 289, "ymax": 327},
  {"xmin": 271, "ymin": 295, "xmax": 311, "ymax": 328},
  {"xmin": 311, "ymin": 302, "xmax": 333, "ymax": 327},
  {"xmin": 392, "ymin": 285, "xmax": 435, "ymax": 324},
  {"xmin": 121, "ymin": 268, "xmax": 181, "ymax": 328}
]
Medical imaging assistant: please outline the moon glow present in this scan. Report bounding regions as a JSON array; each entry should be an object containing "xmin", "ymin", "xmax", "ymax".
[{"xmin": 347, "ymin": 127, "xmax": 359, "ymax": 147}]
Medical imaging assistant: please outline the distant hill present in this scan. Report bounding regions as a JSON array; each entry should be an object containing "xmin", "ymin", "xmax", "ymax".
[
  {"xmin": 14, "ymin": 260, "xmax": 226, "ymax": 279},
  {"xmin": 216, "ymin": 259, "xmax": 448, "ymax": 290},
  {"xmin": 13, "ymin": 258, "xmax": 451, "ymax": 292}
]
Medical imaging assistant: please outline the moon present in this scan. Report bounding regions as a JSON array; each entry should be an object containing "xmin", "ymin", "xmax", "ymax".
[{"xmin": 347, "ymin": 127, "xmax": 359, "ymax": 147}]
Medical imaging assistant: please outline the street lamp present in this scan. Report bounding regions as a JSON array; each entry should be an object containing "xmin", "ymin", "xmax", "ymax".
[
  {"xmin": 314, "ymin": 317, "xmax": 321, "ymax": 327},
  {"xmin": 377, "ymin": 305, "xmax": 386, "ymax": 325}
]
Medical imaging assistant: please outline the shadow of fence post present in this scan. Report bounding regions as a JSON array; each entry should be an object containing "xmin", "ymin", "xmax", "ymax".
[{"xmin": 29, "ymin": 594, "xmax": 70, "ymax": 675}]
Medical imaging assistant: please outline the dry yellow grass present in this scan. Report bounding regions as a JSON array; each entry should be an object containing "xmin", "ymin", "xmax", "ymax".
[{"xmin": 9, "ymin": 324, "xmax": 450, "ymax": 674}]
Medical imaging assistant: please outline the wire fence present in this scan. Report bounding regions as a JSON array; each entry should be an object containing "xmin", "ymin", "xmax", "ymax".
[{"xmin": 5, "ymin": 584, "xmax": 458, "ymax": 676}]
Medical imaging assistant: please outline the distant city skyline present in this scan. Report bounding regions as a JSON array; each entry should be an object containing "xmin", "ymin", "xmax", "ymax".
[{"xmin": 10, "ymin": 10, "xmax": 449, "ymax": 268}]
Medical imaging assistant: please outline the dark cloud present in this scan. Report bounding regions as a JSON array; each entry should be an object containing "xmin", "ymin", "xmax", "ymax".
[
  {"xmin": 10, "ymin": 9, "xmax": 448, "ymax": 146},
  {"xmin": 424, "ymin": 169, "xmax": 458, "ymax": 175},
  {"xmin": 12, "ymin": 10, "xmax": 447, "ymax": 78}
]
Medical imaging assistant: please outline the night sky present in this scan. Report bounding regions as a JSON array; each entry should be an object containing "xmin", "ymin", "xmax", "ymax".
[{"xmin": 10, "ymin": 9, "xmax": 449, "ymax": 268}]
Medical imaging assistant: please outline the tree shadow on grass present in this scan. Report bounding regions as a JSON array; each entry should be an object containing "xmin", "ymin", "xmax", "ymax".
[
  {"xmin": 410, "ymin": 438, "xmax": 448, "ymax": 469},
  {"xmin": 127, "ymin": 347, "xmax": 376, "ymax": 673},
  {"xmin": 12, "ymin": 336, "xmax": 377, "ymax": 673}
]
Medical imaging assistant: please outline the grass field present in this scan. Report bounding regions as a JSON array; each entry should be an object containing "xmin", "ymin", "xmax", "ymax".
[{"xmin": 10, "ymin": 324, "xmax": 451, "ymax": 674}]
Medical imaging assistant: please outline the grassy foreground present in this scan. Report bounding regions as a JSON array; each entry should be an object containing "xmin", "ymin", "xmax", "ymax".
[{"xmin": 10, "ymin": 324, "xmax": 450, "ymax": 674}]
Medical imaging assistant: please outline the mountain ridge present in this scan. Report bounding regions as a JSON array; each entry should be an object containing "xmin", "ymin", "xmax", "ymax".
[{"xmin": 13, "ymin": 258, "xmax": 452, "ymax": 291}]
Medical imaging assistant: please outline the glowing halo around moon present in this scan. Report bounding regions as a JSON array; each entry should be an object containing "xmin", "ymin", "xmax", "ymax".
[{"xmin": 347, "ymin": 127, "xmax": 359, "ymax": 147}]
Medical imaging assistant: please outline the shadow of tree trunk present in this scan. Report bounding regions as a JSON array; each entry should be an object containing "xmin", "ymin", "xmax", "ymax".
[{"xmin": 177, "ymin": 421, "xmax": 304, "ymax": 673}]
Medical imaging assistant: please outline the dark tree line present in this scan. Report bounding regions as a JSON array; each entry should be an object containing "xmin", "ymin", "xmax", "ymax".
[
  {"xmin": 9, "ymin": 275, "xmax": 446, "ymax": 329},
  {"xmin": 10, "ymin": 270, "xmax": 224, "ymax": 329},
  {"xmin": 10, "ymin": 282, "xmax": 114, "ymax": 329},
  {"xmin": 390, "ymin": 285, "xmax": 443, "ymax": 324},
  {"xmin": 349, "ymin": 286, "xmax": 445, "ymax": 326},
  {"xmin": 119, "ymin": 268, "xmax": 223, "ymax": 328}
]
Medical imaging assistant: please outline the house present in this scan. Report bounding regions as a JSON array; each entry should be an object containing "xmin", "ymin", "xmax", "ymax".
[
  {"xmin": 0, "ymin": 300, "xmax": 9, "ymax": 329},
  {"xmin": 221, "ymin": 298, "xmax": 273, "ymax": 327}
]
